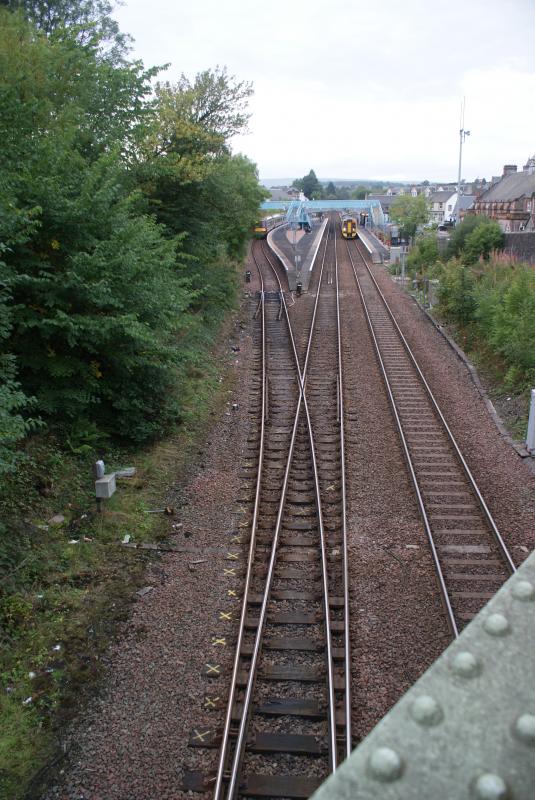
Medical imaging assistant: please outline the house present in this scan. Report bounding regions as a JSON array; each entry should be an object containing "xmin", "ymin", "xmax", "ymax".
[
  {"xmin": 473, "ymin": 157, "xmax": 535, "ymax": 232},
  {"xmin": 367, "ymin": 194, "xmax": 399, "ymax": 223},
  {"xmin": 429, "ymin": 190, "xmax": 456, "ymax": 224},
  {"xmin": 441, "ymin": 193, "xmax": 477, "ymax": 223},
  {"xmin": 267, "ymin": 187, "xmax": 300, "ymax": 202}
]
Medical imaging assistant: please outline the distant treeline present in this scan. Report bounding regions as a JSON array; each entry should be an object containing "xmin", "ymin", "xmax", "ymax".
[
  {"xmin": 292, "ymin": 169, "xmax": 386, "ymax": 200},
  {"xmin": 0, "ymin": 0, "xmax": 266, "ymax": 473}
]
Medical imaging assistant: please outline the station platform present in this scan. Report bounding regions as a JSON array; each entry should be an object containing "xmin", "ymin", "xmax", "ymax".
[
  {"xmin": 358, "ymin": 227, "xmax": 390, "ymax": 263},
  {"xmin": 268, "ymin": 218, "xmax": 328, "ymax": 291}
]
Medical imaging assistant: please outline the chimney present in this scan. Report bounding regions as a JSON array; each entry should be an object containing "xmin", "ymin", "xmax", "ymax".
[
  {"xmin": 503, "ymin": 164, "xmax": 517, "ymax": 176},
  {"xmin": 523, "ymin": 155, "xmax": 535, "ymax": 174}
]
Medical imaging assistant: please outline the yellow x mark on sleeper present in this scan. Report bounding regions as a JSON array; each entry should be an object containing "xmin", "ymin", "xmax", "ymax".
[{"xmin": 192, "ymin": 729, "xmax": 211, "ymax": 743}]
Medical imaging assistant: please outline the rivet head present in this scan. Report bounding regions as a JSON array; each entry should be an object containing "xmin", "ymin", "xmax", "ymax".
[
  {"xmin": 483, "ymin": 613, "xmax": 510, "ymax": 636},
  {"xmin": 451, "ymin": 651, "xmax": 482, "ymax": 678},
  {"xmin": 513, "ymin": 713, "xmax": 535, "ymax": 745},
  {"xmin": 367, "ymin": 747, "xmax": 403, "ymax": 782},
  {"xmin": 511, "ymin": 579, "xmax": 535, "ymax": 601},
  {"xmin": 410, "ymin": 695, "xmax": 444, "ymax": 726},
  {"xmin": 473, "ymin": 773, "xmax": 508, "ymax": 799}
]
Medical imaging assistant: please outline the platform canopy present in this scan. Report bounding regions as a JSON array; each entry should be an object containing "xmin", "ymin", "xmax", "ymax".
[{"xmin": 261, "ymin": 199, "xmax": 385, "ymax": 227}]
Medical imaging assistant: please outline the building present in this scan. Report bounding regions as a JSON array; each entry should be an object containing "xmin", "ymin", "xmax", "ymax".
[
  {"xmin": 473, "ymin": 157, "xmax": 535, "ymax": 232},
  {"xmin": 442, "ymin": 193, "xmax": 477, "ymax": 223},
  {"xmin": 265, "ymin": 187, "xmax": 300, "ymax": 202},
  {"xmin": 367, "ymin": 194, "xmax": 399, "ymax": 223},
  {"xmin": 429, "ymin": 190, "xmax": 456, "ymax": 224}
]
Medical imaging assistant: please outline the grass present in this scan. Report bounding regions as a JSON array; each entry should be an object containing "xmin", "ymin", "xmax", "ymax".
[{"xmin": 0, "ymin": 306, "xmax": 242, "ymax": 799}]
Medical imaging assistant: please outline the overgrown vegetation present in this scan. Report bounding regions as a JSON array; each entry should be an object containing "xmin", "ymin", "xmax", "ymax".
[
  {"xmin": 0, "ymin": 1, "xmax": 265, "ymax": 795},
  {"xmin": 0, "ymin": 1, "xmax": 265, "ymax": 461},
  {"xmin": 400, "ymin": 215, "xmax": 534, "ymax": 407}
]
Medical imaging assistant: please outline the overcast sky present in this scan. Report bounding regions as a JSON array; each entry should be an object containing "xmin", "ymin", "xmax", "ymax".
[{"xmin": 115, "ymin": 0, "xmax": 535, "ymax": 183}]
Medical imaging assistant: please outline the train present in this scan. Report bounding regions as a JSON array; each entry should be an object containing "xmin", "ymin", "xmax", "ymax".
[
  {"xmin": 254, "ymin": 214, "xmax": 285, "ymax": 239},
  {"xmin": 341, "ymin": 214, "xmax": 358, "ymax": 239}
]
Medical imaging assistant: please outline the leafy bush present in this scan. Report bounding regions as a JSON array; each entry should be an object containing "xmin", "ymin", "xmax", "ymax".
[
  {"xmin": 0, "ymin": 11, "xmax": 264, "ymax": 446},
  {"xmin": 0, "ymin": 285, "xmax": 41, "ymax": 475},
  {"xmin": 485, "ymin": 267, "xmax": 535, "ymax": 385},
  {"xmin": 437, "ymin": 255, "xmax": 535, "ymax": 389},
  {"xmin": 446, "ymin": 215, "xmax": 504, "ymax": 261},
  {"xmin": 437, "ymin": 259, "xmax": 476, "ymax": 324},
  {"xmin": 407, "ymin": 233, "xmax": 440, "ymax": 277},
  {"xmin": 463, "ymin": 220, "xmax": 505, "ymax": 264}
]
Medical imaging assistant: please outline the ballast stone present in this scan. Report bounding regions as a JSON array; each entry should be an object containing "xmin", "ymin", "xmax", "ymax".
[{"xmin": 311, "ymin": 553, "xmax": 535, "ymax": 800}]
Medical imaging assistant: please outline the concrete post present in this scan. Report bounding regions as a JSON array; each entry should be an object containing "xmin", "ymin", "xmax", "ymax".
[{"xmin": 527, "ymin": 389, "xmax": 535, "ymax": 454}]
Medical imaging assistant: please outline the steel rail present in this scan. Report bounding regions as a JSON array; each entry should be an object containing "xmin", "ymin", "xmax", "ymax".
[
  {"xmin": 345, "ymin": 240, "xmax": 460, "ymax": 636},
  {"xmin": 265, "ymin": 225, "xmax": 352, "ymax": 759},
  {"xmin": 213, "ymin": 245, "xmax": 268, "ymax": 800},
  {"xmin": 334, "ymin": 226, "xmax": 352, "ymax": 757},
  {"xmin": 274, "ymin": 228, "xmax": 339, "ymax": 768},
  {"xmin": 346, "ymin": 239, "xmax": 516, "ymax": 637},
  {"xmin": 353, "ymin": 241, "xmax": 516, "ymax": 576},
  {"xmin": 222, "ymin": 226, "xmax": 338, "ymax": 799}
]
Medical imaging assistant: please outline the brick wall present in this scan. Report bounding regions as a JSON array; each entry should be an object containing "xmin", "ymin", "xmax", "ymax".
[{"xmin": 503, "ymin": 232, "xmax": 535, "ymax": 264}]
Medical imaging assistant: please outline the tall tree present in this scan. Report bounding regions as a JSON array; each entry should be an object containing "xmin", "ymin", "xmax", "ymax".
[
  {"xmin": 352, "ymin": 185, "xmax": 368, "ymax": 200},
  {"xmin": 390, "ymin": 194, "xmax": 429, "ymax": 243},
  {"xmin": 0, "ymin": 9, "xmax": 190, "ymax": 441},
  {"xmin": 296, "ymin": 169, "xmax": 322, "ymax": 200},
  {"xmin": 137, "ymin": 68, "xmax": 263, "ymax": 268},
  {"xmin": 325, "ymin": 181, "xmax": 336, "ymax": 198},
  {"xmin": 4, "ymin": 0, "xmax": 129, "ymax": 56}
]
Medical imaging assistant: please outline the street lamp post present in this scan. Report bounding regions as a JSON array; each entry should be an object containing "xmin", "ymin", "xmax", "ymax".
[{"xmin": 456, "ymin": 98, "xmax": 470, "ymax": 222}]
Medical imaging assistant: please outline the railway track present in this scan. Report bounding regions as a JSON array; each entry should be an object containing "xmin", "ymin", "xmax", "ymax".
[
  {"xmin": 344, "ymin": 236, "xmax": 516, "ymax": 635},
  {"xmin": 207, "ymin": 227, "xmax": 350, "ymax": 798},
  {"xmin": 184, "ymin": 219, "xmax": 517, "ymax": 798}
]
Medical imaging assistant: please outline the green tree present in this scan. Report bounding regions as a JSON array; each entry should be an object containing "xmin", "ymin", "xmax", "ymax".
[
  {"xmin": 295, "ymin": 169, "xmax": 322, "ymax": 200},
  {"xmin": 488, "ymin": 268, "xmax": 535, "ymax": 383},
  {"xmin": 0, "ymin": 284, "xmax": 40, "ymax": 474},
  {"xmin": 0, "ymin": 9, "xmax": 190, "ymax": 441},
  {"xmin": 463, "ymin": 220, "xmax": 504, "ymax": 264},
  {"xmin": 390, "ymin": 194, "xmax": 429, "ymax": 243},
  {"xmin": 325, "ymin": 181, "xmax": 337, "ymax": 198},
  {"xmin": 352, "ymin": 185, "xmax": 368, "ymax": 200},
  {"xmin": 437, "ymin": 259, "xmax": 476, "ymax": 324},
  {"xmin": 447, "ymin": 215, "xmax": 496, "ymax": 259},
  {"xmin": 4, "ymin": 0, "xmax": 129, "ymax": 56},
  {"xmin": 137, "ymin": 68, "xmax": 264, "ymax": 266},
  {"xmin": 407, "ymin": 233, "xmax": 440, "ymax": 276}
]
